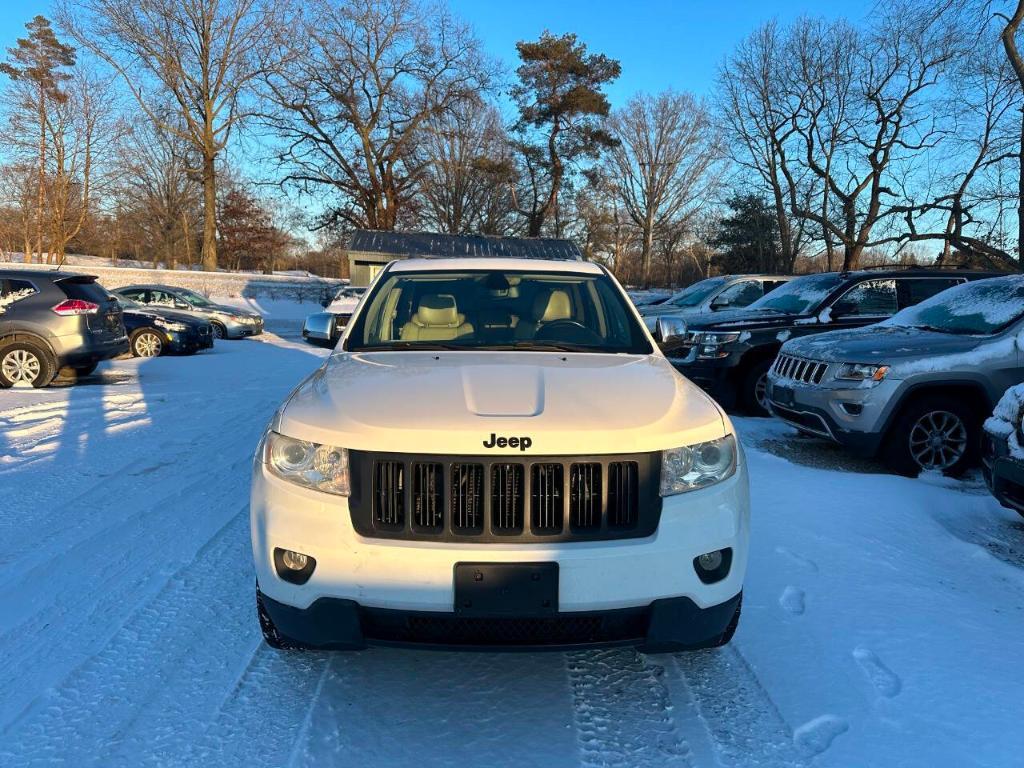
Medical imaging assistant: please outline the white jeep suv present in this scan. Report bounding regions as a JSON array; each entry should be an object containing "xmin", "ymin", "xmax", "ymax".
[{"xmin": 251, "ymin": 257, "xmax": 749, "ymax": 651}]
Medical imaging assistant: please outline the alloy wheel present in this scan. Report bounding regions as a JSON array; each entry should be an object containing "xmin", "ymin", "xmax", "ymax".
[
  {"xmin": 213, "ymin": 324, "xmax": 225, "ymax": 339},
  {"xmin": 754, "ymin": 373, "xmax": 770, "ymax": 413},
  {"xmin": 135, "ymin": 332, "xmax": 163, "ymax": 358},
  {"xmin": 2, "ymin": 349, "xmax": 42, "ymax": 384},
  {"xmin": 908, "ymin": 410, "xmax": 967, "ymax": 471}
]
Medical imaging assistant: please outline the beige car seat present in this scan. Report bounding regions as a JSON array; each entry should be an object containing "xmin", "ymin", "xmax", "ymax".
[
  {"xmin": 515, "ymin": 289, "xmax": 572, "ymax": 340},
  {"xmin": 400, "ymin": 294, "xmax": 474, "ymax": 341}
]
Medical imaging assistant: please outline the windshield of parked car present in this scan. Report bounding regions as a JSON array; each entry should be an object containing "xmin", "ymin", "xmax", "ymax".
[
  {"xmin": 345, "ymin": 269, "xmax": 654, "ymax": 354},
  {"xmin": 747, "ymin": 273, "xmax": 842, "ymax": 315},
  {"xmin": 882, "ymin": 276, "xmax": 1024, "ymax": 335},
  {"xmin": 174, "ymin": 288, "xmax": 214, "ymax": 307},
  {"xmin": 667, "ymin": 277, "xmax": 727, "ymax": 307}
]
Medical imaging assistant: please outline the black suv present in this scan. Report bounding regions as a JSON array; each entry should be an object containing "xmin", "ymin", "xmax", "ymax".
[
  {"xmin": 658, "ymin": 268, "xmax": 997, "ymax": 414},
  {"xmin": 0, "ymin": 269, "xmax": 129, "ymax": 388}
]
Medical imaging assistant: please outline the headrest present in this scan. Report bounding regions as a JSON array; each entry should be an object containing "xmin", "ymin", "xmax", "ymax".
[
  {"xmin": 533, "ymin": 289, "xmax": 572, "ymax": 322},
  {"xmin": 415, "ymin": 294, "xmax": 459, "ymax": 327}
]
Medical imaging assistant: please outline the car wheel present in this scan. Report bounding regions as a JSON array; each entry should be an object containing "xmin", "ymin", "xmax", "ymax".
[
  {"xmin": 741, "ymin": 360, "xmax": 773, "ymax": 416},
  {"xmin": 256, "ymin": 587, "xmax": 308, "ymax": 651},
  {"xmin": 131, "ymin": 329, "xmax": 164, "ymax": 358},
  {"xmin": 212, "ymin": 323, "xmax": 226, "ymax": 340},
  {"xmin": 0, "ymin": 342, "xmax": 55, "ymax": 388},
  {"xmin": 883, "ymin": 395, "xmax": 979, "ymax": 477}
]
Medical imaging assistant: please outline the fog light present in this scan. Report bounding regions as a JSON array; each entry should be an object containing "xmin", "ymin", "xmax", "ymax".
[
  {"xmin": 281, "ymin": 550, "xmax": 309, "ymax": 571},
  {"xmin": 693, "ymin": 548, "xmax": 732, "ymax": 584},
  {"xmin": 273, "ymin": 547, "xmax": 316, "ymax": 585},
  {"xmin": 697, "ymin": 550, "xmax": 723, "ymax": 571}
]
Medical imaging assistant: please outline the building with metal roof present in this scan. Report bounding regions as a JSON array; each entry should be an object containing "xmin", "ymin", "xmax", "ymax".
[{"xmin": 346, "ymin": 230, "xmax": 583, "ymax": 285}]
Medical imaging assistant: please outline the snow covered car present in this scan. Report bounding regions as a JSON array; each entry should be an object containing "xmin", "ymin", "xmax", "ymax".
[
  {"xmin": 114, "ymin": 285, "xmax": 263, "ymax": 340},
  {"xmin": 662, "ymin": 268, "xmax": 994, "ymax": 415},
  {"xmin": 983, "ymin": 384, "xmax": 1024, "ymax": 516},
  {"xmin": 301, "ymin": 286, "xmax": 366, "ymax": 346},
  {"xmin": 251, "ymin": 257, "xmax": 749, "ymax": 651},
  {"xmin": 114, "ymin": 296, "xmax": 215, "ymax": 357},
  {"xmin": 638, "ymin": 274, "xmax": 792, "ymax": 332},
  {"xmin": 1, "ymin": 269, "xmax": 129, "ymax": 388},
  {"xmin": 766, "ymin": 275, "xmax": 1024, "ymax": 476}
]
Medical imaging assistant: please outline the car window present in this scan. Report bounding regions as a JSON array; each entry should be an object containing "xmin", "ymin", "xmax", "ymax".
[
  {"xmin": 898, "ymin": 277, "xmax": 964, "ymax": 308},
  {"xmin": 119, "ymin": 288, "xmax": 148, "ymax": 302},
  {"xmin": 670, "ymin": 277, "xmax": 727, "ymax": 307},
  {"xmin": 714, "ymin": 280, "xmax": 762, "ymax": 308},
  {"xmin": 832, "ymin": 279, "xmax": 898, "ymax": 317},
  {"xmin": 56, "ymin": 277, "xmax": 111, "ymax": 303},
  {"xmin": 150, "ymin": 289, "xmax": 182, "ymax": 308},
  {"xmin": 346, "ymin": 269, "xmax": 653, "ymax": 354},
  {"xmin": 0, "ymin": 279, "xmax": 39, "ymax": 315}
]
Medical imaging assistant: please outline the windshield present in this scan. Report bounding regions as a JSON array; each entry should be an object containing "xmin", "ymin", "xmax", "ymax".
[
  {"xmin": 668, "ymin": 277, "xmax": 727, "ymax": 307},
  {"xmin": 175, "ymin": 288, "xmax": 214, "ymax": 307},
  {"xmin": 345, "ymin": 269, "xmax": 653, "ymax": 354},
  {"xmin": 882, "ymin": 276, "xmax": 1024, "ymax": 335},
  {"xmin": 748, "ymin": 273, "xmax": 842, "ymax": 315}
]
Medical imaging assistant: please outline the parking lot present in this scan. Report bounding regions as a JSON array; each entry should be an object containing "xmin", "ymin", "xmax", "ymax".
[{"xmin": 1, "ymin": 313, "xmax": 1021, "ymax": 768}]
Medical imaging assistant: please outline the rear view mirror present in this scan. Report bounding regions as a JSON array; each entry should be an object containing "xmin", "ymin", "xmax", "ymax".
[{"xmin": 656, "ymin": 316, "xmax": 688, "ymax": 347}]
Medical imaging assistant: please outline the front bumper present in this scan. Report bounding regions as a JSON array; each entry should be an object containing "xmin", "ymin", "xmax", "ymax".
[
  {"xmin": 260, "ymin": 590, "xmax": 742, "ymax": 652},
  {"xmin": 223, "ymin": 317, "xmax": 264, "ymax": 338},
  {"xmin": 983, "ymin": 432, "xmax": 1024, "ymax": 514},
  {"xmin": 251, "ymin": 456, "xmax": 749, "ymax": 648},
  {"xmin": 765, "ymin": 374, "xmax": 900, "ymax": 456},
  {"xmin": 164, "ymin": 327, "xmax": 214, "ymax": 353}
]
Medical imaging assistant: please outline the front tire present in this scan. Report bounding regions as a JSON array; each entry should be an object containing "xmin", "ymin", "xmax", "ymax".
[
  {"xmin": 740, "ymin": 360, "xmax": 773, "ymax": 416},
  {"xmin": 882, "ymin": 395, "xmax": 979, "ymax": 477},
  {"xmin": 0, "ymin": 342, "xmax": 55, "ymax": 388},
  {"xmin": 131, "ymin": 329, "xmax": 165, "ymax": 358},
  {"xmin": 212, "ymin": 323, "xmax": 226, "ymax": 340},
  {"xmin": 710, "ymin": 594, "xmax": 742, "ymax": 647}
]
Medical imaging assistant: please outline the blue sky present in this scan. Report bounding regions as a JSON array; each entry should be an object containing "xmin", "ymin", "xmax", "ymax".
[{"xmin": 5, "ymin": 0, "xmax": 870, "ymax": 103}]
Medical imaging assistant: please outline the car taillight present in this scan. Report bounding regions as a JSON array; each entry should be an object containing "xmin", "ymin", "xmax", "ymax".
[{"xmin": 52, "ymin": 299, "xmax": 100, "ymax": 316}]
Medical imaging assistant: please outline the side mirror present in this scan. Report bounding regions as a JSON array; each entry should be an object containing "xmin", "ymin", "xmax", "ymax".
[
  {"xmin": 710, "ymin": 298, "xmax": 731, "ymax": 310},
  {"xmin": 174, "ymin": 299, "xmax": 190, "ymax": 310},
  {"xmin": 656, "ymin": 316, "xmax": 688, "ymax": 347}
]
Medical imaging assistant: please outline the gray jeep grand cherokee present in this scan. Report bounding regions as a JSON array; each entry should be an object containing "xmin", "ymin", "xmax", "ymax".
[{"xmin": 766, "ymin": 275, "xmax": 1024, "ymax": 476}]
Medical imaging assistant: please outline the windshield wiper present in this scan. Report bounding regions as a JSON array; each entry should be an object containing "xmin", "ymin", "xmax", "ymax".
[
  {"xmin": 354, "ymin": 341, "xmax": 471, "ymax": 351},
  {"xmin": 484, "ymin": 341, "xmax": 603, "ymax": 353},
  {"xmin": 908, "ymin": 324, "xmax": 977, "ymax": 335}
]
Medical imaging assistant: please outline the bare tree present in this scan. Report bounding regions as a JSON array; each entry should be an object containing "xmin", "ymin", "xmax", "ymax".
[
  {"xmin": 998, "ymin": 0, "xmax": 1024, "ymax": 264},
  {"xmin": 415, "ymin": 101, "xmax": 518, "ymax": 235},
  {"xmin": 263, "ymin": 0, "xmax": 492, "ymax": 232},
  {"xmin": 58, "ymin": 0, "xmax": 287, "ymax": 271},
  {"xmin": 606, "ymin": 91, "xmax": 721, "ymax": 286},
  {"xmin": 115, "ymin": 115, "xmax": 201, "ymax": 269}
]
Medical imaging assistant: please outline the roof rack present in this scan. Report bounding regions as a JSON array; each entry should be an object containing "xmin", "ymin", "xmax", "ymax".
[{"xmin": 838, "ymin": 263, "xmax": 978, "ymax": 277}]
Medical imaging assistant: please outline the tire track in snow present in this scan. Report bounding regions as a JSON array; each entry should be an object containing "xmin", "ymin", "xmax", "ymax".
[
  {"xmin": 566, "ymin": 648, "xmax": 692, "ymax": 768},
  {"xmin": 0, "ymin": 509, "xmax": 251, "ymax": 767},
  {"xmin": 669, "ymin": 646, "xmax": 808, "ymax": 768}
]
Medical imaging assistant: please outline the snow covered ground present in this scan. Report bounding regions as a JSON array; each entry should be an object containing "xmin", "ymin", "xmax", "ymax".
[{"xmin": 1, "ymin": 313, "xmax": 1022, "ymax": 768}]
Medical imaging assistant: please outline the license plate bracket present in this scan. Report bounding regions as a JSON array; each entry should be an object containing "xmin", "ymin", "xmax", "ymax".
[{"xmin": 454, "ymin": 562, "xmax": 558, "ymax": 617}]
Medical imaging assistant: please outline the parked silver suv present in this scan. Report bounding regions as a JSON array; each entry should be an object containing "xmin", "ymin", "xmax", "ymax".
[
  {"xmin": 114, "ymin": 284, "xmax": 263, "ymax": 339},
  {"xmin": 766, "ymin": 275, "xmax": 1024, "ymax": 476}
]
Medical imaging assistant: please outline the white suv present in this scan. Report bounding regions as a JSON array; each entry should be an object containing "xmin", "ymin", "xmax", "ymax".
[{"xmin": 250, "ymin": 257, "xmax": 749, "ymax": 651}]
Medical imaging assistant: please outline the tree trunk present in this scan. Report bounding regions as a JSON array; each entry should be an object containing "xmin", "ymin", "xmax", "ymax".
[
  {"xmin": 36, "ymin": 90, "xmax": 46, "ymax": 264},
  {"xmin": 201, "ymin": 152, "xmax": 217, "ymax": 271},
  {"xmin": 1000, "ymin": 1, "xmax": 1024, "ymax": 266},
  {"xmin": 1018, "ymin": 106, "xmax": 1024, "ymax": 266}
]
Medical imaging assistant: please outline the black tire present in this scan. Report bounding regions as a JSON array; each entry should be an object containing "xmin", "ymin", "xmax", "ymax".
[
  {"xmin": 257, "ymin": 588, "xmax": 308, "ymax": 651},
  {"xmin": 130, "ymin": 328, "xmax": 165, "ymax": 358},
  {"xmin": 0, "ymin": 341, "xmax": 55, "ymax": 388},
  {"xmin": 740, "ymin": 359, "xmax": 774, "ymax": 416},
  {"xmin": 74, "ymin": 362, "xmax": 99, "ymax": 377},
  {"xmin": 881, "ymin": 394, "xmax": 980, "ymax": 477},
  {"xmin": 212, "ymin": 323, "xmax": 226, "ymax": 340},
  {"xmin": 711, "ymin": 594, "xmax": 742, "ymax": 648}
]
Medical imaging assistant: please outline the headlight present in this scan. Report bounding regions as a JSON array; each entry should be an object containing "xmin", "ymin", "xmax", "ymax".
[
  {"xmin": 265, "ymin": 431, "xmax": 350, "ymax": 496},
  {"xmin": 660, "ymin": 435, "xmax": 737, "ymax": 496},
  {"xmin": 696, "ymin": 332, "xmax": 740, "ymax": 359},
  {"xmin": 154, "ymin": 318, "xmax": 189, "ymax": 332},
  {"xmin": 836, "ymin": 363, "xmax": 889, "ymax": 382}
]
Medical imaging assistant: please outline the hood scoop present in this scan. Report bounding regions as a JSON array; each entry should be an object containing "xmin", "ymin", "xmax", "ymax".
[{"xmin": 461, "ymin": 365, "xmax": 545, "ymax": 417}]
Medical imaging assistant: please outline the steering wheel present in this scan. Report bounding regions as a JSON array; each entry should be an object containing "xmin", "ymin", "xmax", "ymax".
[{"xmin": 535, "ymin": 319, "xmax": 603, "ymax": 346}]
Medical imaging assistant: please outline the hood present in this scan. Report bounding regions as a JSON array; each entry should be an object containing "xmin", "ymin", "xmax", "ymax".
[
  {"xmin": 640, "ymin": 302, "xmax": 692, "ymax": 318},
  {"xmin": 208, "ymin": 304, "xmax": 258, "ymax": 317},
  {"xmin": 684, "ymin": 308, "xmax": 803, "ymax": 332},
  {"xmin": 782, "ymin": 325, "xmax": 986, "ymax": 363},
  {"xmin": 275, "ymin": 351, "xmax": 728, "ymax": 455}
]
